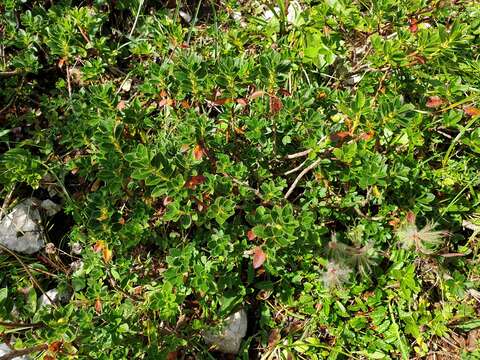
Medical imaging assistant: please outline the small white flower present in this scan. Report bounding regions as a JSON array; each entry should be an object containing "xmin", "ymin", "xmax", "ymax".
[{"xmin": 263, "ymin": 7, "xmax": 279, "ymax": 21}]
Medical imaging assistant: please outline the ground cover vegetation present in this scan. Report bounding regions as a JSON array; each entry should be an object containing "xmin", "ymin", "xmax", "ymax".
[{"xmin": 1, "ymin": 0, "xmax": 480, "ymax": 358}]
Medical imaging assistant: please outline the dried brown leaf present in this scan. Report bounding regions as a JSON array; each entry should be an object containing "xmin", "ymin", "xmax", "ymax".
[
  {"xmin": 253, "ymin": 247, "xmax": 266, "ymax": 269},
  {"xmin": 268, "ymin": 329, "xmax": 281, "ymax": 349},
  {"xmin": 269, "ymin": 95, "xmax": 283, "ymax": 114},
  {"xmin": 426, "ymin": 96, "xmax": 444, "ymax": 108},
  {"xmin": 193, "ymin": 144, "xmax": 204, "ymax": 161},
  {"xmin": 250, "ymin": 90, "xmax": 265, "ymax": 99},
  {"xmin": 184, "ymin": 175, "xmax": 206, "ymax": 189}
]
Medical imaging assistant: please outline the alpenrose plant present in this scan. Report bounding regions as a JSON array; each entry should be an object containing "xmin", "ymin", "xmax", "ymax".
[{"xmin": 1, "ymin": 0, "xmax": 480, "ymax": 359}]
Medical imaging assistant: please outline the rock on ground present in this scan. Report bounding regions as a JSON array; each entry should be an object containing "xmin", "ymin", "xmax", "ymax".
[
  {"xmin": 203, "ymin": 309, "xmax": 248, "ymax": 354},
  {"xmin": 0, "ymin": 199, "xmax": 45, "ymax": 254},
  {"xmin": 40, "ymin": 199, "xmax": 61, "ymax": 217},
  {"xmin": 38, "ymin": 288, "xmax": 70, "ymax": 308},
  {"xmin": 38, "ymin": 289, "xmax": 59, "ymax": 308}
]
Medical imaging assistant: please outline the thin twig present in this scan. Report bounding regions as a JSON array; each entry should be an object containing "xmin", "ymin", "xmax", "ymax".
[
  {"xmin": 286, "ymin": 135, "xmax": 328, "ymax": 160},
  {"xmin": 115, "ymin": 73, "xmax": 131, "ymax": 97},
  {"xmin": 129, "ymin": 0, "xmax": 144, "ymax": 38},
  {"xmin": 0, "ymin": 186, "xmax": 15, "ymax": 220},
  {"xmin": 0, "ymin": 321, "xmax": 43, "ymax": 329},
  {"xmin": 28, "ymin": 263, "xmax": 59, "ymax": 278},
  {"xmin": 436, "ymin": 129, "xmax": 452, "ymax": 139},
  {"xmin": 286, "ymin": 149, "xmax": 312, "ymax": 159},
  {"xmin": 186, "ymin": 0, "xmax": 203, "ymax": 44},
  {"xmin": 66, "ymin": 65, "xmax": 72, "ymax": 98},
  {"xmin": 351, "ymin": 207, "xmax": 383, "ymax": 221},
  {"xmin": 372, "ymin": 70, "xmax": 388, "ymax": 103},
  {"xmin": 284, "ymin": 158, "xmax": 321, "ymax": 199},
  {"xmin": 0, "ymin": 70, "xmax": 22, "ymax": 77},
  {"xmin": 0, "ymin": 43, "xmax": 5, "ymax": 68},
  {"xmin": 0, "ymin": 244, "xmax": 57, "ymax": 309},
  {"xmin": 77, "ymin": 25, "xmax": 91, "ymax": 45},
  {"xmin": 0, "ymin": 344, "xmax": 48, "ymax": 360},
  {"xmin": 284, "ymin": 159, "xmax": 307, "ymax": 175},
  {"xmin": 225, "ymin": 174, "xmax": 263, "ymax": 200}
]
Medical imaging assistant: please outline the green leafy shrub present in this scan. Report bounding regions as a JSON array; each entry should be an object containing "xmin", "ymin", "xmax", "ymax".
[{"xmin": 1, "ymin": 0, "xmax": 480, "ymax": 359}]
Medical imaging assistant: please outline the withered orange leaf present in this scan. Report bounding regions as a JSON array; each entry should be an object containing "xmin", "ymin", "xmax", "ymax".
[
  {"xmin": 330, "ymin": 131, "xmax": 351, "ymax": 142},
  {"xmin": 211, "ymin": 98, "xmax": 233, "ymax": 106},
  {"xmin": 48, "ymin": 341, "xmax": 63, "ymax": 353},
  {"xmin": 408, "ymin": 19, "xmax": 418, "ymax": 32},
  {"xmin": 90, "ymin": 179, "xmax": 102, "ymax": 192},
  {"xmin": 253, "ymin": 247, "xmax": 266, "ymax": 269},
  {"xmin": 269, "ymin": 95, "xmax": 283, "ymax": 114},
  {"xmin": 234, "ymin": 126, "xmax": 246, "ymax": 135},
  {"xmin": 406, "ymin": 211, "xmax": 416, "ymax": 224},
  {"xmin": 94, "ymin": 298, "xmax": 102, "ymax": 313},
  {"xmin": 133, "ymin": 286, "xmax": 143, "ymax": 295},
  {"xmin": 102, "ymin": 247, "xmax": 113, "ymax": 263},
  {"xmin": 166, "ymin": 351, "xmax": 178, "ymax": 360},
  {"xmin": 250, "ymin": 90, "xmax": 265, "ymax": 99},
  {"xmin": 426, "ymin": 96, "xmax": 444, "ymax": 108},
  {"xmin": 58, "ymin": 58, "xmax": 66, "ymax": 69},
  {"xmin": 93, "ymin": 240, "xmax": 105, "ymax": 253},
  {"xmin": 247, "ymin": 229, "xmax": 256, "ymax": 241},
  {"xmin": 193, "ymin": 144, "xmax": 204, "ymax": 161},
  {"xmin": 236, "ymin": 98, "xmax": 248, "ymax": 106},
  {"xmin": 388, "ymin": 218, "xmax": 400, "ymax": 228},
  {"xmin": 159, "ymin": 98, "xmax": 174, "ymax": 107},
  {"xmin": 359, "ymin": 131, "xmax": 374, "ymax": 141},
  {"xmin": 268, "ymin": 329, "xmax": 281, "ymax": 349},
  {"xmin": 184, "ymin": 175, "xmax": 206, "ymax": 189},
  {"xmin": 416, "ymin": 55, "xmax": 426, "ymax": 64},
  {"xmin": 464, "ymin": 107, "xmax": 480, "ymax": 117}
]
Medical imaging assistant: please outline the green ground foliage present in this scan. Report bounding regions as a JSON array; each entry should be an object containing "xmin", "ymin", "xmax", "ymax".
[{"xmin": 1, "ymin": 0, "xmax": 480, "ymax": 358}]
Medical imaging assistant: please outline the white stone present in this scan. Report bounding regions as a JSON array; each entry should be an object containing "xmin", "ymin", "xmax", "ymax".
[
  {"xmin": 232, "ymin": 11, "xmax": 242, "ymax": 21},
  {"xmin": 263, "ymin": 7, "xmax": 279, "ymax": 21},
  {"xmin": 121, "ymin": 79, "xmax": 132, "ymax": 92},
  {"xmin": 203, "ymin": 309, "xmax": 248, "ymax": 354},
  {"xmin": 179, "ymin": 10, "xmax": 191, "ymax": 23},
  {"xmin": 0, "ymin": 343, "xmax": 30, "ymax": 360},
  {"xmin": 40, "ymin": 199, "xmax": 61, "ymax": 217},
  {"xmin": 0, "ymin": 199, "xmax": 44, "ymax": 254},
  {"xmin": 38, "ymin": 288, "xmax": 70, "ymax": 308},
  {"xmin": 287, "ymin": 1, "xmax": 302, "ymax": 24},
  {"xmin": 345, "ymin": 74, "xmax": 363, "ymax": 85},
  {"xmin": 38, "ymin": 289, "xmax": 59, "ymax": 308}
]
